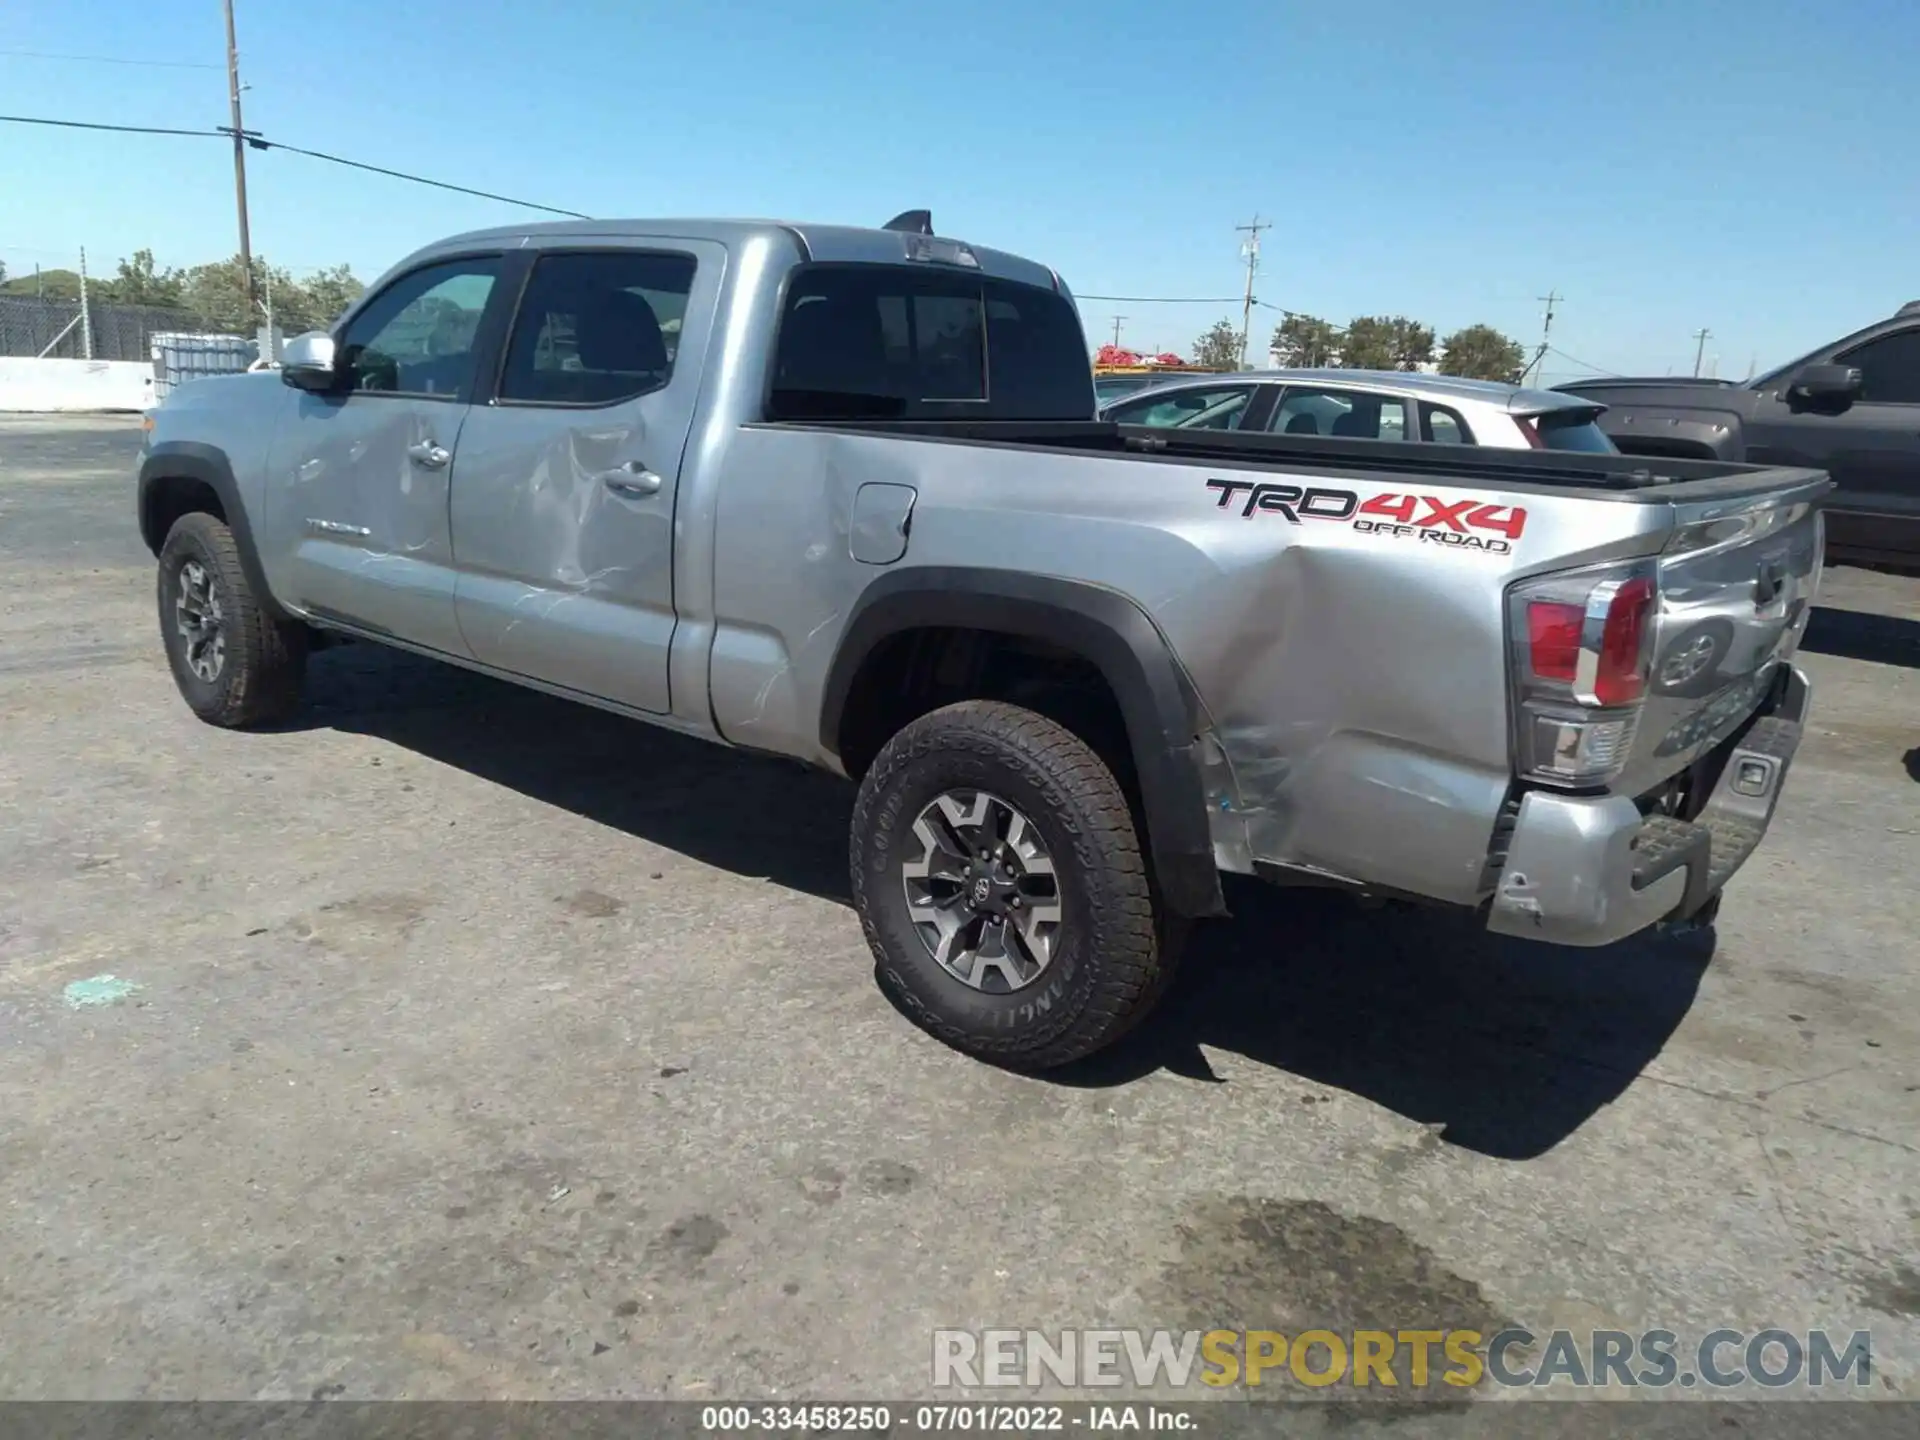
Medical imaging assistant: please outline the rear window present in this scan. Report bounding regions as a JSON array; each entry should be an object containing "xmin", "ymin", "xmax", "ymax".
[
  {"xmin": 1531, "ymin": 411, "xmax": 1618, "ymax": 453},
  {"xmin": 768, "ymin": 264, "xmax": 1093, "ymax": 422},
  {"xmin": 1420, "ymin": 401, "xmax": 1474, "ymax": 445}
]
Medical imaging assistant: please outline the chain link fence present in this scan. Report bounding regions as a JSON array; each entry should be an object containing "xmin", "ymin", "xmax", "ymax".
[{"xmin": 0, "ymin": 293, "xmax": 228, "ymax": 364}]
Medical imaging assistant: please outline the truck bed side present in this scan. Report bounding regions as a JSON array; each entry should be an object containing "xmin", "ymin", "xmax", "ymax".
[{"xmin": 696, "ymin": 419, "xmax": 1826, "ymax": 909}]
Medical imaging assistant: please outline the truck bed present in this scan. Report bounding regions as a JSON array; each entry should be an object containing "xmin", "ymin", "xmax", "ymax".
[{"xmin": 766, "ymin": 417, "xmax": 1826, "ymax": 502}]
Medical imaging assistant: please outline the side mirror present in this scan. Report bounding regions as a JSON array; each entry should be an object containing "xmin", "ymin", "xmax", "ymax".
[
  {"xmin": 280, "ymin": 332, "xmax": 340, "ymax": 392},
  {"xmin": 1787, "ymin": 362, "xmax": 1862, "ymax": 406}
]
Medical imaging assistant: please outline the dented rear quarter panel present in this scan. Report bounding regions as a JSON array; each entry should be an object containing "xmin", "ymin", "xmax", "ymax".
[{"xmin": 703, "ymin": 422, "xmax": 1717, "ymax": 907}]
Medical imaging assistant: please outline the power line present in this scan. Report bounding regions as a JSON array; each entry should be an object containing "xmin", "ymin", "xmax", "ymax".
[
  {"xmin": 241, "ymin": 135, "xmax": 591, "ymax": 219},
  {"xmin": 0, "ymin": 113, "xmax": 221, "ymax": 138},
  {"xmin": 1078, "ymin": 293, "xmax": 1243, "ymax": 304},
  {"xmin": 0, "ymin": 113, "xmax": 590, "ymax": 219},
  {"xmin": 1545, "ymin": 346, "xmax": 1617, "ymax": 376},
  {"xmin": 0, "ymin": 48, "xmax": 220, "ymax": 70},
  {"xmin": 1692, "ymin": 326, "xmax": 1712, "ymax": 377}
]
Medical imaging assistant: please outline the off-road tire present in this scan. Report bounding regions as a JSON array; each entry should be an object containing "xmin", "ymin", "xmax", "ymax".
[
  {"xmin": 157, "ymin": 511, "xmax": 307, "ymax": 727},
  {"xmin": 850, "ymin": 699, "xmax": 1184, "ymax": 1070}
]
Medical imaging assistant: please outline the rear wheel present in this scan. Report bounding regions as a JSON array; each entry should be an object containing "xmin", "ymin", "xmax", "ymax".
[
  {"xmin": 157, "ymin": 511, "xmax": 306, "ymax": 727},
  {"xmin": 850, "ymin": 700, "xmax": 1182, "ymax": 1070}
]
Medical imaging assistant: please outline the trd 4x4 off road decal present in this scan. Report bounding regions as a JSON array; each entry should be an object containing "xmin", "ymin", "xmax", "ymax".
[{"xmin": 1205, "ymin": 479, "xmax": 1527, "ymax": 555}]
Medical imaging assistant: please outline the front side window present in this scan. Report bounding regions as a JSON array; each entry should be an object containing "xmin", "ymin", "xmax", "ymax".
[
  {"xmin": 498, "ymin": 250, "xmax": 696, "ymax": 406},
  {"xmin": 1270, "ymin": 387, "xmax": 1409, "ymax": 440},
  {"xmin": 337, "ymin": 257, "xmax": 500, "ymax": 402},
  {"xmin": 1836, "ymin": 329, "xmax": 1920, "ymax": 404},
  {"xmin": 768, "ymin": 265, "xmax": 1091, "ymax": 421},
  {"xmin": 1109, "ymin": 386, "xmax": 1254, "ymax": 430}
]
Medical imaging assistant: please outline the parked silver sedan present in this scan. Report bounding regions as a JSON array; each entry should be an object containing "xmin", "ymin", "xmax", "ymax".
[{"xmin": 1099, "ymin": 368, "xmax": 1619, "ymax": 453}]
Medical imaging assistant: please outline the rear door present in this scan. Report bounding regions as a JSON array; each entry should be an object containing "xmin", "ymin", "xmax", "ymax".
[{"xmin": 449, "ymin": 241, "xmax": 724, "ymax": 714}]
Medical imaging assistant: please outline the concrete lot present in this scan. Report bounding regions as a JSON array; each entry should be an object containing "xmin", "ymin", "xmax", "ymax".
[{"xmin": 1, "ymin": 414, "xmax": 1916, "ymax": 1416}]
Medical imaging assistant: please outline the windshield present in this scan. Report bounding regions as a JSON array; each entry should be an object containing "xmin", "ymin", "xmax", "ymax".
[{"xmin": 1109, "ymin": 386, "xmax": 1252, "ymax": 430}]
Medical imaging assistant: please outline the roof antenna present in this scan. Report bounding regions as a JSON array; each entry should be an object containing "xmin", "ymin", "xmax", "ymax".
[{"xmin": 883, "ymin": 210, "xmax": 934, "ymax": 235}]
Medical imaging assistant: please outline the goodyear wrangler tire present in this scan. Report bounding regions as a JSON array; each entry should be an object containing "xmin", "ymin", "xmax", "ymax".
[
  {"xmin": 157, "ymin": 511, "xmax": 307, "ymax": 728},
  {"xmin": 850, "ymin": 700, "xmax": 1180, "ymax": 1070}
]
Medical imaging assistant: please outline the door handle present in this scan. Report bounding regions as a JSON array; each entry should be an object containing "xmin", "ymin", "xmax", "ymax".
[
  {"xmin": 406, "ymin": 440, "xmax": 451, "ymax": 470},
  {"xmin": 595, "ymin": 460, "xmax": 663, "ymax": 497}
]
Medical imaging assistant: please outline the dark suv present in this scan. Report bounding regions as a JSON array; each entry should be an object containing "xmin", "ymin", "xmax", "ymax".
[{"xmin": 1557, "ymin": 302, "xmax": 1920, "ymax": 572}]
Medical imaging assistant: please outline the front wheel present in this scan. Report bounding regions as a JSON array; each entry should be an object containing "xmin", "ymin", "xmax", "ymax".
[
  {"xmin": 850, "ymin": 700, "xmax": 1182, "ymax": 1070},
  {"xmin": 157, "ymin": 511, "xmax": 307, "ymax": 727}
]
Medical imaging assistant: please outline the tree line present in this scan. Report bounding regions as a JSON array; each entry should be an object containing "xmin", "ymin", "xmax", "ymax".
[
  {"xmin": 1190, "ymin": 313, "xmax": 1529, "ymax": 383},
  {"xmin": 0, "ymin": 251, "xmax": 366, "ymax": 336}
]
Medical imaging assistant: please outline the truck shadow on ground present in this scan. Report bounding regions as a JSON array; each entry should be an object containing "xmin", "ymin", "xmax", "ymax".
[
  {"xmin": 298, "ymin": 643, "xmax": 1714, "ymax": 1162},
  {"xmin": 1050, "ymin": 877, "xmax": 1715, "ymax": 1160},
  {"xmin": 1802, "ymin": 605, "xmax": 1920, "ymax": 669}
]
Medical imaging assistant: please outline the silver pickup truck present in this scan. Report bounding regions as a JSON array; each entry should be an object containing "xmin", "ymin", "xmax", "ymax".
[{"xmin": 138, "ymin": 211, "xmax": 1828, "ymax": 1070}]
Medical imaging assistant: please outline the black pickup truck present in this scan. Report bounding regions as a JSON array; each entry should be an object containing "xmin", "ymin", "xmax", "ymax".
[{"xmin": 1557, "ymin": 303, "xmax": 1920, "ymax": 572}]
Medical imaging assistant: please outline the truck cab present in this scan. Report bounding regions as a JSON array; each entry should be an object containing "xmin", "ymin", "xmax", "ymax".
[{"xmin": 1559, "ymin": 303, "xmax": 1920, "ymax": 571}]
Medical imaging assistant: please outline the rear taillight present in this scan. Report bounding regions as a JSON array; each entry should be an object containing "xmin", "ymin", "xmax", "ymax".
[
  {"xmin": 1526, "ymin": 601, "xmax": 1582, "ymax": 680},
  {"xmin": 1590, "ymin": 576, "xmax": 1655, "ymax": 704},
  {"xmin": 1513, "ymin": 417, "xmax": 1544, "ymax": 449},
  {"xmin": 1508, "ymin": 563, "xmax": 1658, "ymax": 786}
]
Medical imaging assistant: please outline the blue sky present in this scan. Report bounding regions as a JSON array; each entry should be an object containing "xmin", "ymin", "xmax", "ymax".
[{"xmin": 3, "ymin": 0, "xmax": 1914, "ymax": 383}]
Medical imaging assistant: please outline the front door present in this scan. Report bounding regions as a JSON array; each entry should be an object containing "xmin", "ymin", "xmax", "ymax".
[
  {"xmin": 1748, "ymin": 325, "xmax": 1920, "ymax": 559},
  {"xmin": 268, "ymin": 254, "xmax": 503, "ymax": 656},
  {"xmin": 450, "ymin": 241, "xmax": 723, "ymax": 714}
]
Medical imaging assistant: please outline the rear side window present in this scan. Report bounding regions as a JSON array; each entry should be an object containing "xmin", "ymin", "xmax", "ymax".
[
  {"xmin": 1269, "ymin": 387, "xmax": 1409, "ymax": 440},
  {"xmin": 498, "ymin": 250, "xmax": 695, "ymax": 406},
  {"xmin": 1528, "ymin": 411, "xmax": 1618, "ymax": 453},
  {"xmin": 1421, "ymin": 402, "xmax": 1474, "ymax": 445},
  {"xmin": 768, "ymin": 265, "xmax": 1093, "ymax": 421}
]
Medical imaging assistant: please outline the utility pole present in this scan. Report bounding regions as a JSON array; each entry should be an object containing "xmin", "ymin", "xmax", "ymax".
[
  {"xmin": 1109, "ymin": 315, "xmax": 1127, "ymax": 348},
  {"xmin": 1522, "ymin": 289, "xmax": 1561, "ymax": 384},
  {"xmin": 1692, "ymin": 327, "xmax": 1712, "ymax": 377},
  {"xmin": 223, "ymin": 0, "xmax": 257, "ymax": 315},
  {"xmin": 78, "ymin": 247, "xmax": 93, "ymax": 360},
  {"xmin": 1235, "ymin": 215, "xmax": 1270, "ymax": 368},
  {"xmin": 262, "ymin": 264, "xmax": 275, "ymax": 359}
]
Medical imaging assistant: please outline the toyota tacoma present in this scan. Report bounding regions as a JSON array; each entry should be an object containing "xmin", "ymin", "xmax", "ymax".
[{"xmin": 139, "ymin": 211, "xmax": 1828, "ymax": 1069}]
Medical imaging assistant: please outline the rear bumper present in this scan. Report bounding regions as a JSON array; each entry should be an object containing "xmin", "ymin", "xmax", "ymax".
[{"xmin": 1486, "ymin": 665, "xmax": 1810, "ymax": 947}]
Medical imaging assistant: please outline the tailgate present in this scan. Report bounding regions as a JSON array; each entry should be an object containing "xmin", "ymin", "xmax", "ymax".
[{"xmin": 1611, "ymin": 469, "xmax": 1829, "ymax": 798}]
